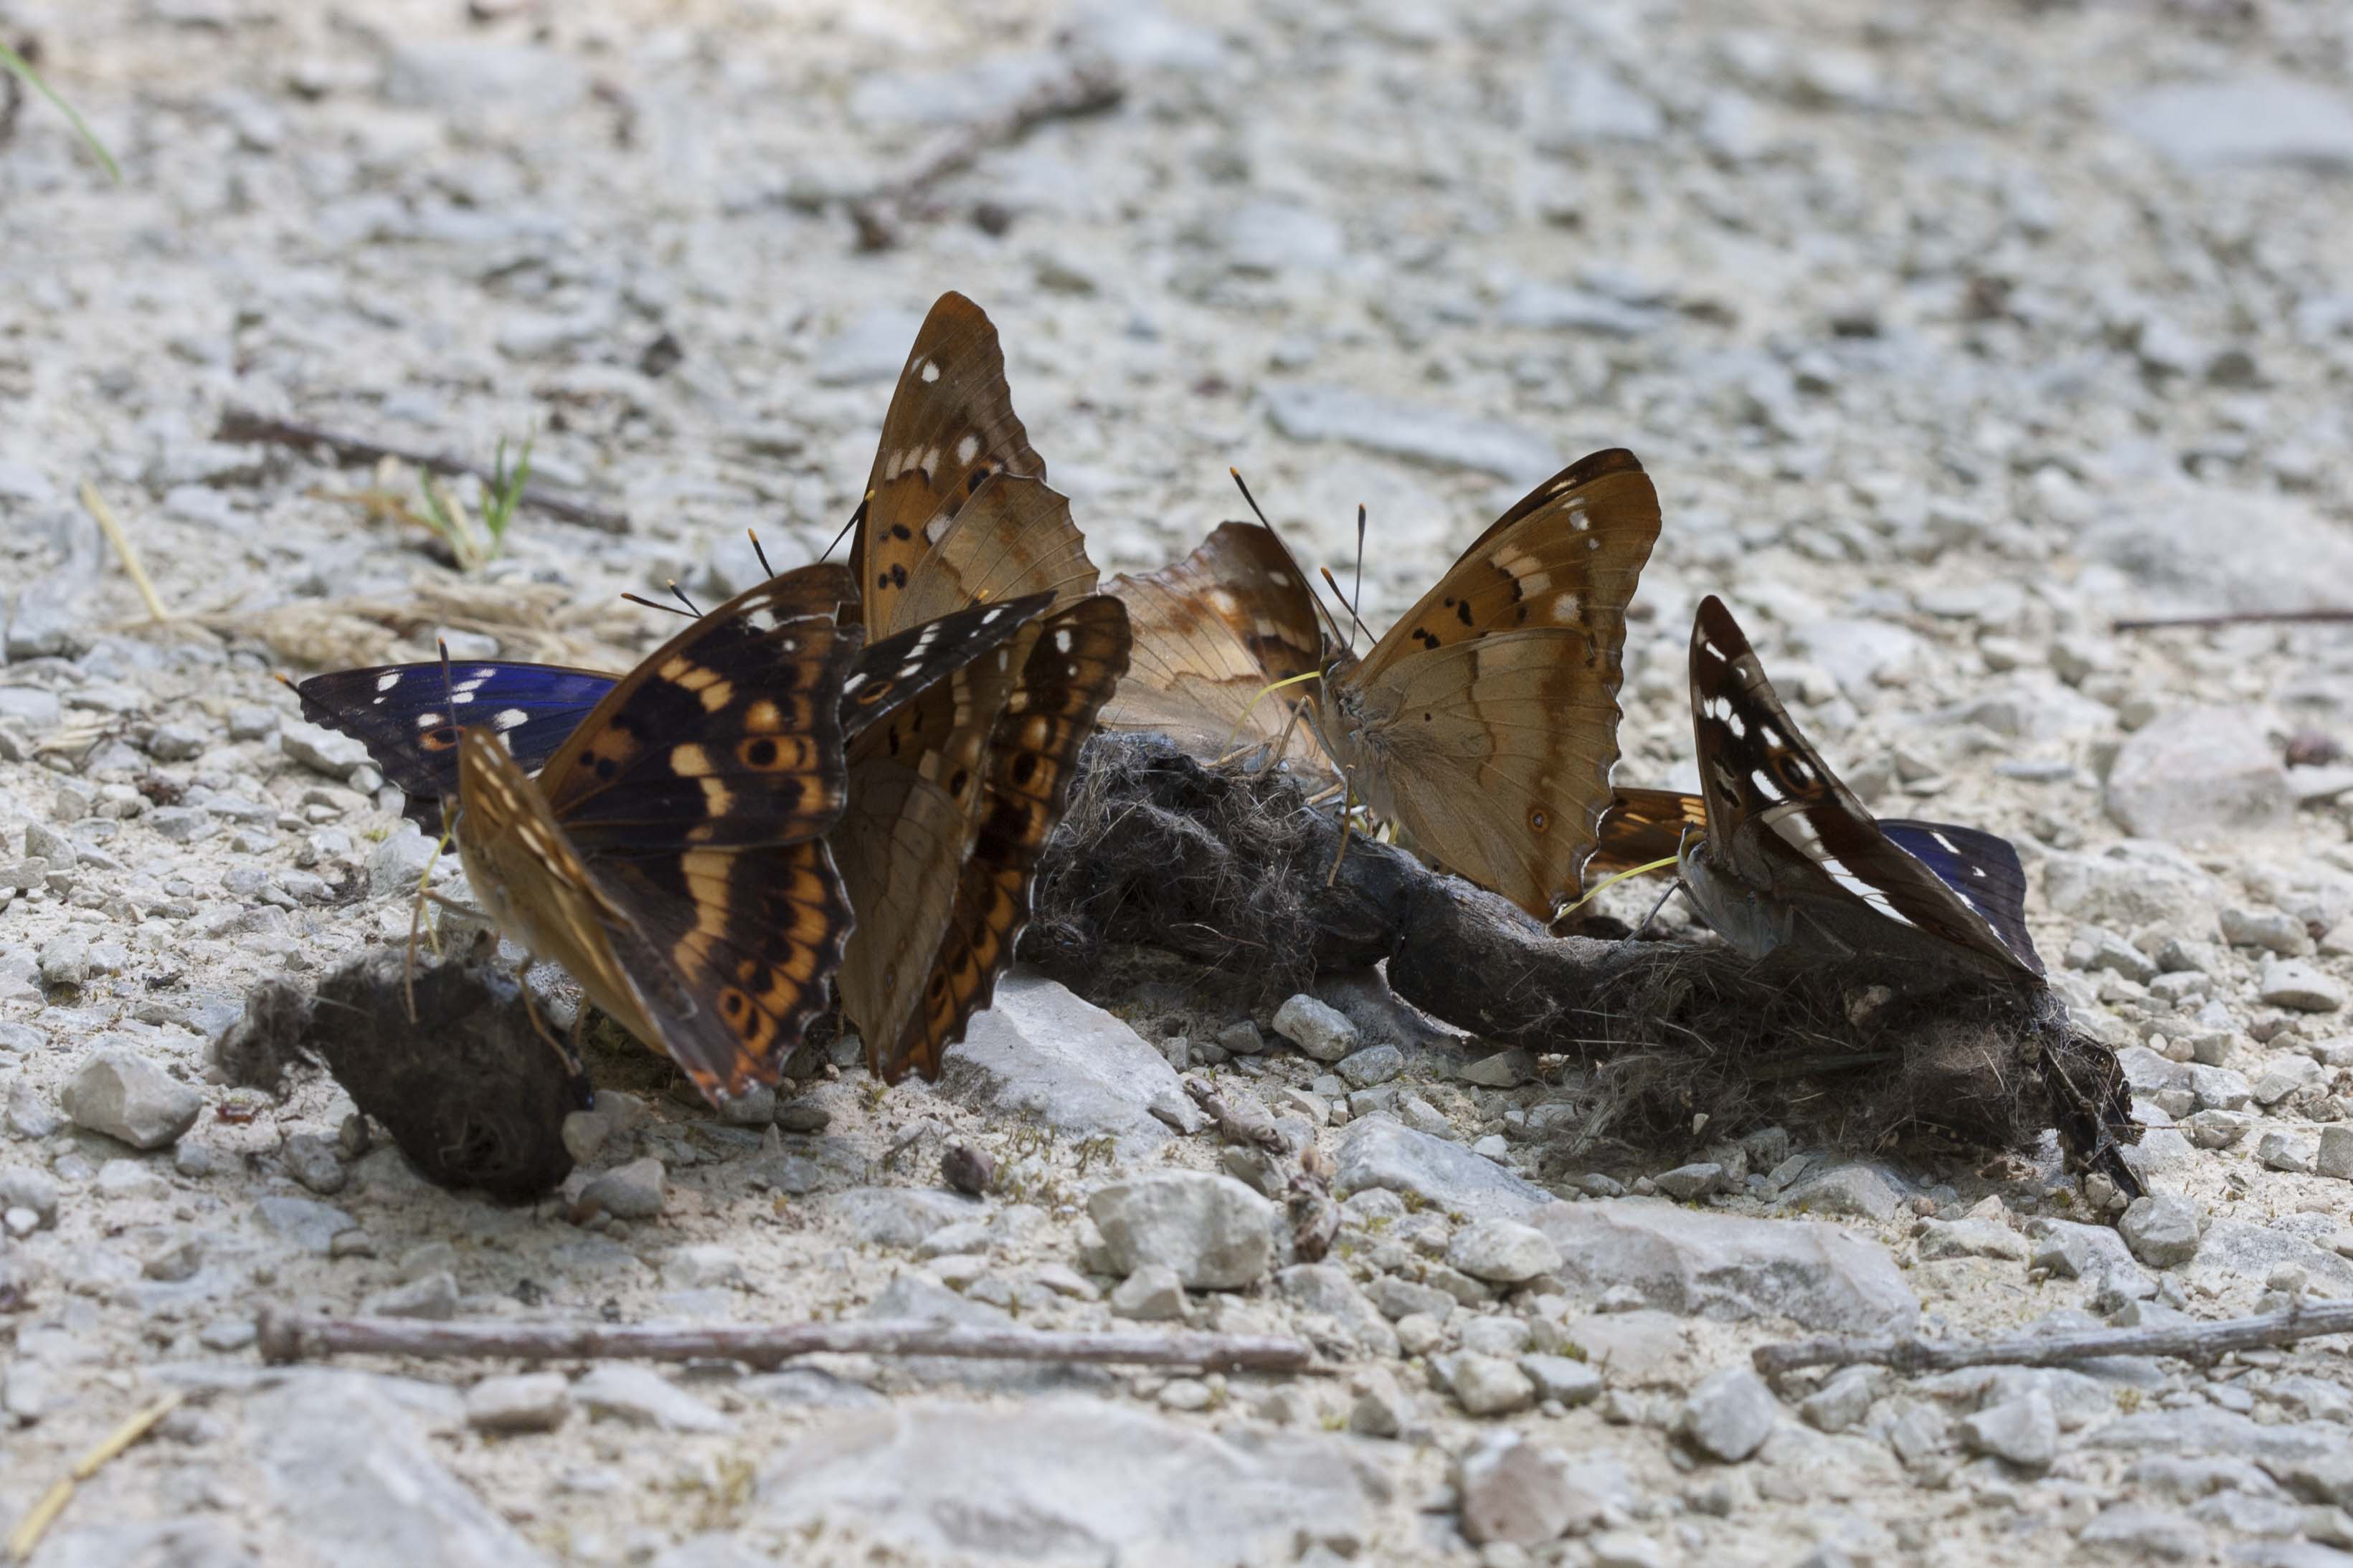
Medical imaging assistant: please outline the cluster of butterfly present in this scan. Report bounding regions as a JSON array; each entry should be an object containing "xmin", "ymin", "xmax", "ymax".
[{"xmin": 295, "ymin": 292, "xmax": 2042, "ymax": 1113}]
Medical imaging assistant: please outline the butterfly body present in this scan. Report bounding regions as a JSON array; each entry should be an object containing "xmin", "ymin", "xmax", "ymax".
[
  {"xmin": 1297, "ymin": 449, "xmax": 1662, "ymax": 924},
  {"xmin": 1682, "ymin": 595, "xmax": 2043, "ymax": 980},
  {"xmin": 450, "ymin": 564, "xmax": 866, "ymax": 1104}
]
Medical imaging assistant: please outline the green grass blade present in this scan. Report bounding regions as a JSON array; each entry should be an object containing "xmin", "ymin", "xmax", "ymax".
[{"xmin": 0, "ymin": 41, "xmax": 121, "ymax": 183}]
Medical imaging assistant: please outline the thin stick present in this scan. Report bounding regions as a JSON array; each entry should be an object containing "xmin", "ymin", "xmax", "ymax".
[
  {"xmin": 5, "ymin": 1392, "xmax": 182, "ymax": 1563},
  {"xmin": 213, "ymin": 408, "xmax": 628, "ymax": 533},
  {"xmin": 2113, "ymin": 609, "xmax": 2353, "ymax": 632},
  {"xmin": 80, "ymin": 483, "xmax": 171, "ymax": 624},
  {"xmin": 844, "ymin": 65, "xmax": 1121, "ymax": 248},
  {"xmin": 254, "ymin": 1308, "xmax": 1317, "ymax": 1374},
  {"xmin": 1753, "ymin": 1299, "xmax": 2353, "ymax": 1378}
]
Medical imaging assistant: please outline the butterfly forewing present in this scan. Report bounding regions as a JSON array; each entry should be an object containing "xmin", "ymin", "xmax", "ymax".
[
  {"xmin": 1879, "ymin": 819, "xmax": 2042, "ymax": 976},
  {"xmin": 850, "ymin": 293, "xmax": 1046, "ymax": 623},
  {"xmin": 295, "ymin": 662, "xmax": 616, "ymax": 819},
  {"xmin": 843, "ymin": 593, "xmax": 1060, "ymax": 739},
  {"xmin": 1591, "ymin": 787, "xmax": 1710, "ymax": 875},
  {"xmin": 1102, "ymin": 521, "xmax": 1338, "ymax": 771},
  {"xmin": 541, "ymin": 567, "xmax": 861, "ymax": 854},
  {"xmin": 877, "ymin": 594, "xmax": 1132, "ymax": 1083},
  {"xmin": 883, "ymin": 474, "xmax": 1098, "ymax": 635},
  {"xmin": 1315, "ymin": 452, "xmax": 1663, "ymax": 922}
]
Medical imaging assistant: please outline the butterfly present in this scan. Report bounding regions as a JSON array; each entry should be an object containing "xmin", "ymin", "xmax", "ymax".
[
  {"xmin": 833, "ymin": 291, "xmax": 1130, "ymax": 1082},
  {"xmin": 1293, "ymin": 448, "xmax": 1665, "ymax": 927},
  {"xmin": 1591, "ymin": 787, "xmax": 1710, "ymax": 878},
  {"xmin": 449, "ymin": 562, "xmax": 866, "ymax": 1105},
  {"xmin": 1100, "ymin": 520, "xmax": 1338, "ymax": 776},
  {"xmin": 294, "ymin": 599, "xmax": 1050, "ymax": 823},
  {"xmin": 1678, "ymin": 594, "xmax": 2044, "ymax": 979}
]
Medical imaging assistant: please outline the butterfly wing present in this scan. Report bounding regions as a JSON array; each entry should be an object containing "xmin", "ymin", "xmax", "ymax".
[
  {"xmin": 1320, "ymin": 450, "xmax": 1662, "ymax": 921},
  {"xmin": 884, "ymin": 472, "xmax": 1099, "ymax": 635},
  {"xmin": 843, "ymin": 594, "xmax": 1060, "ymax": 739},
  {"xmin": 874, "ymin": 594, "xmax": 1131, "ymax": 1083},
  {"xmin": 849, "ymin": 293, "xmax": 1047, "ymax": 624},
  {"xmin": 833, "ymin": 617, "xmax": 1039, "ymax": 1065},
  {"xmin": 1591, "ymin": 787, "xmax": 1709, "ymax": 875},
  {"xmin": 1102, "ymin": 521, "xmax": 1338, "ymax": 772},
  {"xmin": 1879, "ymin": 819, "xmax": 2043, "ymax": 976},
  {"xmin": 295, "ymin": 662, "xmax": 617, "ymax": 819},
  {"xmin": 1687, "ymin": 596, "xmax": 2040, "ymax": 979},
  {"xmin": 526, "ymin": 564, "xmax": 866, "ymax": 1100}
]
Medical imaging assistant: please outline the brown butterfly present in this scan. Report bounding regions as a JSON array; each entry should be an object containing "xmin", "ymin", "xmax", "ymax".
[
  {"xmin": 1199, "ymin": 451, "xmax": 1663, "ymax": 925},
  {"xmin": 1101, "ymin": 520, "xmax": 1338, "ymax": 776},
  {"xmin": 1591, "ymin": 787, "xmax": 1709, "ymax": 877},
  {"xmin": 451, "ymin": 564, "xmax": 863, "ymax": 1105},
  {"xmin": 833, "ymin": 292, "xmax": 1131, "ymax": 1082}
]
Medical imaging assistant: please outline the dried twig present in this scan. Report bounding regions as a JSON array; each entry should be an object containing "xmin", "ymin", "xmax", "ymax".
[
  {"xmin": 213, "ymin": 407, "xmax": 628, "ymax": 533},
  {"xmin": 845, "ymin": 62, "xmax": 1122, "ymax": 250},
  {"xmin": 1753, "ymin": 1299, "xmax": 2353, "ymax": 1378},
  {"xmin": 255, "ymin": 1308, "xmax": 1317, "ymax": 1374},
  {"xmin": 79, "ymin": 481, "xmax": 172, "ymax": 624},
  {"xmin": 2114, "ymin": 608, "xmax": 2353, "ymax": 632},
  {"xmin": 5, "ymin": 1391, "xmax": 182, "ymax": 1563}
]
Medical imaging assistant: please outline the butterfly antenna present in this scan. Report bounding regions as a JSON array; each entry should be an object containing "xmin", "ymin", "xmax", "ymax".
[
  {"xmin": 1350, "ymin": 503, "xmax": 1368, "ymax": 655},
  {"xmin": 667, "ymin": 581, "xmax": 702, "ymax": 617},
  {"xmin": 747, "ymin": 528, "xmax": 776, "ymax": 578},
  {"xmin": 1318, "ymin": 566, "xmax": 1373, "ymax": 650},
  {"xmin": 1232, "ymin": 466, "xmax": 1350, "ymax": 652},
  {"xmin": 822, "ymin": 494, "xmax": 870, "ymax": 562},
  {"xmin": 621, "ymin": 591, "xmax": 693, "ymax": 618}
]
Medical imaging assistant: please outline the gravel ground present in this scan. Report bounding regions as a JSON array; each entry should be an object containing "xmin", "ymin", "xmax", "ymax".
[{"xmin": 6, "ymin": 1, "xmax": 2353, "ymax": 1564}]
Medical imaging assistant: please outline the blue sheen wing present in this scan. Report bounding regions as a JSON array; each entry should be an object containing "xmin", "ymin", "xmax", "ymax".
[
  {"xmin": 1879, "ymin": 819, "xmax": 2043, "ymax": 976},
  {"xmin": 294, "ymin": 663, "xmax": 617, "ymax": 820}
]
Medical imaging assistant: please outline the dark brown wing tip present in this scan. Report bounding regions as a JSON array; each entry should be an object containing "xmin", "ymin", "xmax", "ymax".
[{"xmin": 1692, "ymin": 594, "xmax": 1750, "ymax": 655}]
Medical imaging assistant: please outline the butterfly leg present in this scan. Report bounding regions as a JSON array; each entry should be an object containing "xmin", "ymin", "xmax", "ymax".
[
  {"xmin": 512, "ymin": 967, "xmax": 595, "ymax": 1105},
  {"xmin": 401, "ymin": 827, "xmax": 456, "ymax": 1024},
  {"xmin": 1324, "ymin": 769, "xmax": 1358, "ymax": 886}
]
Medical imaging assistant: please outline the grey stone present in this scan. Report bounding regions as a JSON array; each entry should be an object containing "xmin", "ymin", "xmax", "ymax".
[
  {"xmin": 1275, "ymin": 1264, "xmax": 1400, "ymax": 1358},
  {"xmin": 382, "ymin": 39, "xmax": 587, "ymax": 118},
  {"xmin": 14, "ymin": 1517, "xmax": 252, "ymax": 1568},
  {"xmin": 2045, "ymin": 842, "xmax": 2222, "ymax": 931},
  {"xmin": 1109, "ymin": 1263, "xmax": 1189, "ymax": 1321},
  {"xmin": 255, "ymin": 1194, "xmax": 357, "ymax": 1255},
  {"xmin": 2106, "ymin": 706, "xmax": 2291, "ymax": 840},
  {"xmin": 1519, "ymin": 1354, "xmax": 1602, "ymax": 1407},
  {"xmin": 2116, "ymin": 77, "xmax": 2353, "ymax": 173},
  {"xmin": 574, "ymin": 1364, "xmax": 732, "ymax": 1433},
  {"xmin": 367, "ymin": 827, "xmax": 445, "ymax": 899},
  {"xmin": 7, "ymin": 1080, "xmax": 62, "ymax": 1139},
  {"xmin": 1495, "ymin": 281, "xmax": 1662, "ymax": 337},
  {"xmin": 1265, "ymin": 384, "xmax": 1558, "ymax": 483},
  {"xmin": 1534, "ymin": 1199, "xmax": 1917, "ymax": 1331},
  {"xmin": 2070, "ymin": 925, "xmax": 2161, "ymax": 982},
  {"xmin": 1917, "ymin": 1217, "xmax": 2028, "ymax": 1262},
  {"xmin": 754, "ymin": 1397, "xmax": 1371, "ymax": 1565},
  {"xmin": 2260, "ymin": 959, "xmax": 2346, "ymax": 1014},
  {"xmin": 1959, "ymin": 1390, "xmax": 2059, "ymax": 1473},
  {"xmin": 2075, "ymin": 1503, "xmax": 2207, "ymax": 1560},
  {"xmin": 60, "ymin": 1044, "xmax": 201, "ymax": 1149},
  {"xmin": 2221, "ymin": 906, "xmax": 2314, "ymax": 955},
  {"xmin": 576, "ymin": 1156, "xmax": 666, "ymax": 1220},
  {"xmin": 1087, "ymin": 1172, "xmax": 1273, "ymax": 1288},
  {"xmin": 2183, "ymin": 1219, "xmax": 2353, "ymax": 1301},
  {"xmin": 811, "ymin": 307, "xmax": 929, "ymax": 386},
  {"xmin": 279, "ymin": 719, "xmax": 373, "ymax": 779},
  {"xmin": 2259, "ymin": 1130, "xmax": 2316, "ymax": 1174},
  {"xmin": 2318, "ymin": 1125, "xmax": 2353, "ymax": 1181},
  {"xmin": 1778, "ymin": 1161, "xmax": 1905, "ymax": 1223},
  {"xmin": 364, "ymin": 1270, "xmax": 458, "ymax": 1320},
  {"xmin": 465, "ymin": 1372, "xmax": 570, "ymax": 1434},
  {"xmin": 2119, "ymin": 1194, "xmax": 2204, "ymax": 1268},
  {"xmin": 0, "ymin": 1164, "xmax": 59, "ymax": 1228},
  {"xmin": 39, "ymin": 930, "xmax": 90, "ymax": 984},
  {"xmin": 1801, "ymin": 1366, "xmax": 1885, "ymax": 1432},
  {"xmin": 1459, "ymin": 1049, "xmax": 1534, "ymax": 1088},
  {"xmin": 825, "ymin": 1187, "xmax": 985, "ymax": 1249},
  {"xmin": 1447, "ymin": 1217, "xmax": 1563, "ymax": 1284},
  {"xmin": 1652, "ymin": 1161, "xmax": 1725, "ymax": 1202},
  {"xmin": 663, "ymin": 1244, "xmax": 746, "ymax": 1290},
  {"xmin": 1444, "ymin": 1351, "xmax": 1536, "ymax": 1417},
  {"xmin": 1214, "ymin": 1020, "xmax": 1266, "ymax": 1055},
  {"xmin": 252, "ymin": 1374, "xmax": 554, "ymax": 1566},
  {"xmin": 1271, "ymin": 993, "xmax": 1359, "ymax": 1061},
  {"xmin": 1457, "ymin": 1435, "xmax": 1620, "ymax": 1545},
  {"xmin": 1333, "ymin": 1118, "xmax": 1550, "ymax": 1220},
  {"xmin": 1347, "ymin": 1368, "xmax": 1414, "ymax": 1439},
  {"xmin": 146, "ymin": 805, "xmax": 216, "ymax": 843},
  {"xmin": 283, "ymin": 1130, "xmax": 346, "ymax": 1194},
  {"xmin": 1221, "ymin": 198, "xmax": 1345, "ymax": 275},
  {"xmin": 1677, "ymin": 1367, "xmax": 1779, "ymax": 1463},
  {"xmin": 939, "ymin": 971, "xmax": 1190, "ymax": 1156},
  {"xmin": 1334, "ymin": 1042, "xmax": 1404, "ymax": 1088},
  {"xmin": 1366, "ymin": 1273, "xmax": 1455, "ymax": 1321}
]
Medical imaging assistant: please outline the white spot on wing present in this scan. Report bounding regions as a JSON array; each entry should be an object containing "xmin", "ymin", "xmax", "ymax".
[
  {"xmin": 919, "ymin": 360, "xmax": 940, "ymax": 384},
  {"xmin": 376, "ymin": 672, "xmax": 402, "ymax": 693},
  {"xmin": 493, "ymin": 708, "xmax": 529, "ymax": 731}
]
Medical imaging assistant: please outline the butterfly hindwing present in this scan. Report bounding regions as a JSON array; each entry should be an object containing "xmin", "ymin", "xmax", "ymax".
[
  {"xmin": 1879, "ymin": 819, "xmax": 2042, "ymax": 977},
  {"xmin": 877, "ymin": 594, "xmax": 1132, "ymax": 1083},
  {"xmin": 843, "ymin": 593, "xmax": 1061, "ymax": 738},
  {"xmin": 295, "ymin": 662, "xmax": 615, "ymax": 820},
  {"xmin": 1591, "ymin": 787, "xmax": 1710, "ymax": 875},
  {"xmin": 885, "ymin": 472, "xmax": 1099, "ymax": 634}
]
